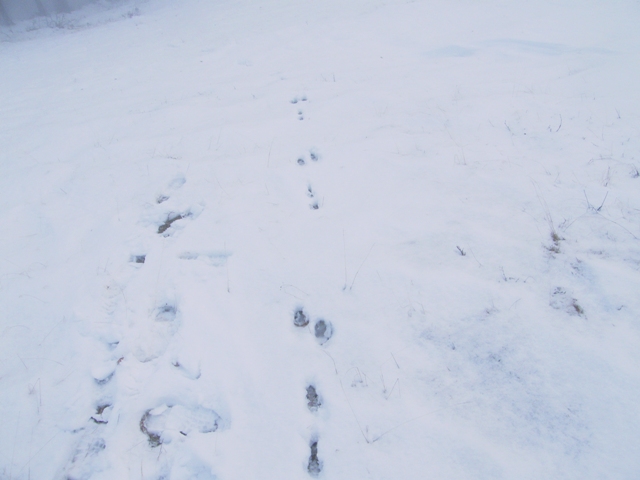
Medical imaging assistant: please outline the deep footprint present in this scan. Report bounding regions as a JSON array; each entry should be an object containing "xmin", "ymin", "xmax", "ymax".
[
  {"xmin": 306, "ymin": 385, "xmax": 321, "ymax": 411},
  {"xmin": 308, "ymin": 440, "xmax": 322, "ymax": 476},
  {"xmin": 314, "ymin": 319, "xmax": 333, "ymax": 344},
  {"xmin": 156, "ymin": 303, "xmax": 178, "ymax": 322},
  {"xmin": 130, "ymin": 254, "xmax": 146, "ymax": 264},
  {"xmin": 294, "ymin": 308, "xmax": 309, "ymax": 327},
  {"xmin": 157, "ymin": 212, "xmax": 187, "ymax": 235},
  {"xmin": 140, "ymin": 404, "xmax": 222, "ymax": 447}
]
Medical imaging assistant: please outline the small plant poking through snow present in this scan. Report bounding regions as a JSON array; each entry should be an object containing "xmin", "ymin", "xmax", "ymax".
[
  {"xmin": 547, "ymin": 231, "xmax": 563, "ymax": 254},
  {"xmin": 550, "ymin": 287, "xmax": 585, "ymax": 316}
]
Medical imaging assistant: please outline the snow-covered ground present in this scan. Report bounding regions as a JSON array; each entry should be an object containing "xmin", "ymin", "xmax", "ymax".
[{"xmin": 1, "ymin": 1, "xmax": 640, "ymax": 478}]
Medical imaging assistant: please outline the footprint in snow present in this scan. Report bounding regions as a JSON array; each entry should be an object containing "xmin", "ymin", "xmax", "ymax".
[
  {"xmin": 290, "ymin": 95, "xmax": 308, "ymax": 119},
  {"xmin": 130, "ymin": 254, "xmax": 146, "ymax": 264},
  {"xmin": 157, "ymin": 211, "xmax": 192, "ymax": 235},
  {"xmin": 140, "ymin": 403, "xmax": 223, "ymax": 447},
  {"xmin": 63, "ymin": 435, "xmax": 107, "ymax": 480},
  {"xmin": 133, "ymin": 302, "xmax": 181, "ymax": 362},
  {"xmin": 293, "ymin": 308, "xmax": 333, "ymax": 344},
  {"xmin": 149, "ymin": 203, "xmax": 203, "ymax": 237},
  {"xmin": 307, "ymin": 438, "xmax": 322, "ymax": 476},
  {"xmin": 307, "ymin": 185, "xmax": 320, "ymax": 210},
  {"xmin": 297, "ymin": 149, "xmax": 320, "ymax": 166},
  {"xmin": 155, "ymin": 174, "xmax": 187, "ymax": 204},
  {"xmin": 306, "ymin": 385, "xmax": 322, "ymax": 411},
  {"xmin": 91, "ymin": 402, "xmax": 113, "ymax": 425},
  {"xmin": 314, "ymin": 319, "xmax": 332, "ymax": 345},
  {"xmin": 293, "ymin": 307, "xmax": 310, "ymax": 327}
]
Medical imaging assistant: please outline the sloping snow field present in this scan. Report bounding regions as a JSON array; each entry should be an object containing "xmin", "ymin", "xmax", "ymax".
[{"xmin": 1, "ymin": 1, "xmax": 640, "ymax": 478}]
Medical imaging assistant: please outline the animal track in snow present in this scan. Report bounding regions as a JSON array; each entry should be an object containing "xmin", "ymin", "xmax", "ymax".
[
  {"xmin": 149, "ymin": 203, "xmax": 204, "ymax": 236},
  {"xmin": 140, "ymin": 403, "xmax": 222, "ymax": 447},
  {"xmin": 130, "ymin": 254, "xmax": 146, "ymax": 264},
  {"xmin": 157, "ymin": 211, "xmax": 192, "ymax": 235},
  {"xmin": 290, "ymin": 95, "xmax": 308, "ymax": 119},
  {"xmin": 307, "ymin": 438, "xmax": 322, "ymax": 476},
  {"xmin": 307, "ymin": 185, "xmax": 320, "ymax": 210},
  {"xmin": 294, "ymin": 307, "xmax": 310, "ymax": 327},
  {"xmin": 168, "ymin": 174, "xmax": 186, "ymax": 190},
  {"xmin": 306, "ymin": 385, "xmax": 321, "ymax": 411},
  {"xmin": 91, "ymin": 403, "xmax": 113, "ymax": 425},
  {"xmin": 91, "ymin": 357, "xmax": 121, "ymax": 386},
  {"xmin": 314, "ymin": 319, "xmax": 333, "ymax": 344},
  {"xmin": 156, "ymin": 303, "xmax": 178, "ymax": 322},
  {"xmin": 293, "ymin": 308, "xmax": 334, "ymax": 343},
  {"xmin": 297, "ymin": 149, "xmax": 320, "ymax": 166}
]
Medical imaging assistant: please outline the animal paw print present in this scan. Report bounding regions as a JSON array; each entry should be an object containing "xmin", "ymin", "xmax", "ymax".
[
  {"xmin": 296, "ymin": 149, "xmax": 320, "ymax": 166},
  {"xmin": 307, "ymin": 185, "xmax": 320, "ymax": 210},
  {"xmin": 292, "ymin": 307, "xmax": 333, "ymax": 344},
  {"xmin": 290, "ymin": 95, "xmax": 308, "ymax": 120},
  {"xmin": 307, "ymin": 438, "xmax": 322, "ymax": 476}
]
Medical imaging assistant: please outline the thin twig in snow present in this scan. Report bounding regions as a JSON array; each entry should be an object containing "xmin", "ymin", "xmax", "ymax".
[
  {"xmin": 385, "ymin": 379, "xmax": 399, "ymax": 400},
  {"xmin": 342, "ymin": 230, "xmax": 348, "ymax": 290},
  {"xmin": 340, "ymin": 379, "xmax": 370, "ymax": 443},
  {"xmin": 391, "ymin": 353, "xmax": 400, "ymax": 369},
  {"xmin": 322, "ymin": 350, "xmax": 338, "ymax": 375},
  {"xmin": 371, "ymin": 401, "xmax": 472, "ymax": 443},
  {"xmin": 349, "ymin": 244, "xmax": 375, "ymax": 291},
  {"xmin": 266, "ymin": 137, "xmax": 275, "ymax": 167}
]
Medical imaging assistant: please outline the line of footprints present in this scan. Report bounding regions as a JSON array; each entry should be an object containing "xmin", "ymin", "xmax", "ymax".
[
  {"xmin": 65, "ymin": 177, "xmax": 223, "ymax": 479},
  {"xmin": 290, "ymin": 95, "xmax": 330, "ymax": 475},
  {"xmin": 291, "ymin": 94, "xmax": 322, "ymax": 210},
  {"xmin": 294, "ymin": 307, "xmax": 332, "ymax": 476}
]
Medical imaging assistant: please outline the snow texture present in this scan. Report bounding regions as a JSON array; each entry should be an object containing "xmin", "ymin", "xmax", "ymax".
[{"xmin": 1, "ymin": 0, "xmax": 640, "ymax": 478}]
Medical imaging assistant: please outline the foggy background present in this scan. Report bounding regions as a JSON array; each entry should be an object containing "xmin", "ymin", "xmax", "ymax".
[{"xmin": 0, "ymin": 0, "xmax": 109, "ymax": 24}]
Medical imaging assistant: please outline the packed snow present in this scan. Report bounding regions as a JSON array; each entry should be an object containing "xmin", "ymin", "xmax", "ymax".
[{"xmin": 1, "ymin": 0, "xmax": 639, "ymax": 478}]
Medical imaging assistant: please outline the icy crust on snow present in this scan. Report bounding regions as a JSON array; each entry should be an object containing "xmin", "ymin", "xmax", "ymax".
[{"xmin": 1, "ymin": 0, "xmax": 640, "ymax": 478}]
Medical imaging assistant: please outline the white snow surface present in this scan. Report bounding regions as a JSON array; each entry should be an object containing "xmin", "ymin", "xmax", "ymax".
[{"xmin": 1, "ymin": 1, "xmax": 640, "ymax": 478}]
